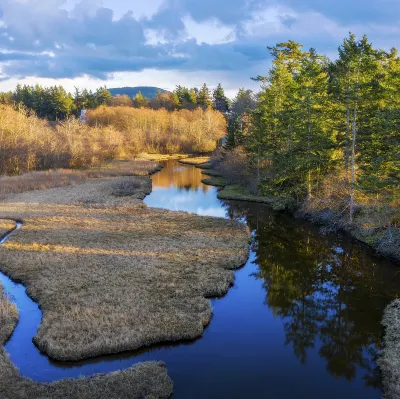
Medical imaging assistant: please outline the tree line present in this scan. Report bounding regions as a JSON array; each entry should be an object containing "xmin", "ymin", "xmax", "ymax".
[
  {"xmin": 0, "ymin": 83, "xmax": 232, "ymax": 121},
  {"xmin": 225, "ymin": 34, "xmax": 399, "ymax": 242}
]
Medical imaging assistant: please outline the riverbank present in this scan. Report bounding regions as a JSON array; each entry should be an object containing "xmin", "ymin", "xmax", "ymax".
[
  {"xmin": 0, "ymin": 159, "xmax": 249, "ymax": 398},
  {"xmin": 201, "ymin": 164, "xmax": 400, "ymax": 262}
]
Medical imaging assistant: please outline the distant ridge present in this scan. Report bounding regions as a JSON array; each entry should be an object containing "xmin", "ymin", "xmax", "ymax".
[{"xmin": 108, "ymin": 86, "xmax": 169, "ymax": 99}]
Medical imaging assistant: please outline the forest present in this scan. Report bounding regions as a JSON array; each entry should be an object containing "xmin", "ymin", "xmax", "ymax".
[{"xmin": 219, "ymin": 33, "xmax": 399, "ymax": 258}]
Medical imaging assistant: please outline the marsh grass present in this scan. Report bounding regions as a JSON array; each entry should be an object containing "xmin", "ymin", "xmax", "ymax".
[
  {"xmin": 0, "ymin": 159, "xmax": 249, "ymax": 397},
  {"xmin": 0, "ymin": 160, "xmax": 161, "ymax": 201},
  {"xmin": 0, "ymin": 220, "xmax": 16, "ymax": 238},
  {"xmin": 0, "ymin": 287, "xmax": 173, "ymax": 399},
  {"xmin": 0, "ymin": 173, "xmax": 249, "ymax": 363},
  {"xmin": 178, "ymin": 157, "xmax": 210, "ymax": 166}
]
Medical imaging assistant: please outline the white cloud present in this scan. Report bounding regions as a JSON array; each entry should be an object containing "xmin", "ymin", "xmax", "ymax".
[{"xmin": 183, "ymin": 16, "xmax": 236, "ymax": 45}]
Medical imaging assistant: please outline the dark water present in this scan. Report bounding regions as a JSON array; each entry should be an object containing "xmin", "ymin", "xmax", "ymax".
[{"xmin": 2, "ymin": 160, "xmax": 400, "ymax": 398}]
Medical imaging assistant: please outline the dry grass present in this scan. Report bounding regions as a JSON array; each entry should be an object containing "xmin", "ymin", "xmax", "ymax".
[
  {"xmin": 0, "ymin": 220, "xmax": 16, "ymax": 238},
  {"xmin": 0, "ymin": 287, "xmax": 173, "ymax": 399},
  {"xmin": 0, "ymin": 160, "xmax": 161, "ymax": 200},
  {"xmin": 0, "ymin": 176, "xmax": 249, "ymax": 363},
  {"xmin": 379, "ymin": 299, "xmax": 400, "ymax": 399},
  {"xmin": 178, "ymin": 157, "xmax": 211, "ymax": 166},
  {"xmin": 87, "ymin": 106, "xmax": 226, "ymax": 154}
]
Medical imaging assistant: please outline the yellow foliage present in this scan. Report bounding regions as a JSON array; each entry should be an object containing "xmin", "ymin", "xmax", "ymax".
[{"xmin": 86, "ymin": 106, "xmax": 227, "ymax": 154}]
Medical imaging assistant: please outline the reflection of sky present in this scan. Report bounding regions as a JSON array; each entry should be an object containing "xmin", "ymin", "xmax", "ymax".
[{"xmin": 144, "ymin": 185, "xmax": 226, "ymax": 218}]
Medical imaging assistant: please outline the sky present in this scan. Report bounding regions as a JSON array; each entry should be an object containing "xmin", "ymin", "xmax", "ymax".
[{"xmin": 0, "ymin": 0, "xmax": 399, "ymax": 97}]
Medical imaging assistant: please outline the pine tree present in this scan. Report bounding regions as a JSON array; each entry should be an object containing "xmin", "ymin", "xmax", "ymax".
[
  {"xmin": 133, "ymin": 91, "xmax": 149, "ymax": 108},
  {"xmin": 197, "ymin": 83, "xmax": 212, "ymax": 109},
  {"xmin": 213, "ymin": 83, "xmax": 230, "ymax": 113}
]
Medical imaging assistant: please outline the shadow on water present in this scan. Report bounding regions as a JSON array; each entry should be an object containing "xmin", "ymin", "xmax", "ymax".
[{"xmin": 1, "ymin": 160, "xmax": 399, "ymax": 398}]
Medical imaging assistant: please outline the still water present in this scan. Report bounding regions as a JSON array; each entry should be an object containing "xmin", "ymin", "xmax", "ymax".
[{"xmin": 2, "ymin": 160, "xmax": 400, "ymax": 398}]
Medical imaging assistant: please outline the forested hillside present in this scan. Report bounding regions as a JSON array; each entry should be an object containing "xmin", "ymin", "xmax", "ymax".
[{"xmin": 108, "ymin": 87, "xmax": 168, "ymax": 98}]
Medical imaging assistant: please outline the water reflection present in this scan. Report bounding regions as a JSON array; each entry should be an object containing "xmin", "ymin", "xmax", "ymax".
[
  {"xmin": 224, "ymin": 201, "xmax": 400, "ymax": 391},
  {"xmin": 145, "ymin": 160, "xmax": 226, "ymax": 217}
]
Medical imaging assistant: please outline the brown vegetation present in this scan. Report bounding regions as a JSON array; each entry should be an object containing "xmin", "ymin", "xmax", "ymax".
[
  {"xmin": 0, "ymin": 170, "xmax": 249, "ymax": 363},
  {"xmin": 178, "ymin": 156, "xmax": 211, "ymax": 166},
  {"xmin": 0, "ymin": 220, "xmax": 15, "ymax": 237},
  {"xmin": 87, "ymin": 106, "xmax": 226, "ymax": 154},
  {"xmin": 0, "ymin": 160, "xmax": 161, "ymax": 200},
  {"xmin": 0, "ymin": 285, "xmax": 173, "ymax": 399},
  {"xmin": 0, "ymin": 106, "xmax": 122, "ymax": 175}
]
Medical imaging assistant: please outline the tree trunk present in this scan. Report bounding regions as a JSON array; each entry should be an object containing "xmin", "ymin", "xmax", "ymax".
[
  {"xmin": 307, "ymin": 96, "xmax": 312, "ymax": 200},
  {"xmin": 350, "ymin": 106, "xmax": 357, "ymax": 224},
  {"xmin": 345, "ymin": 98, "xmax": 350, "ymax": 178}
]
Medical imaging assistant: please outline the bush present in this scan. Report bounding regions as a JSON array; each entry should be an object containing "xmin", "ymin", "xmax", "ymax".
[
  {"xmin": 86, "ymin": 106, "xmax": 227, "ymax": 155},
  {"xmin": 0, "ymin": 105, "xmax": 122, "ymax": 175}
]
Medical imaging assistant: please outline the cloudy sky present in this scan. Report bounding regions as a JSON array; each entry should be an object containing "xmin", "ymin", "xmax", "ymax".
[{"xmin": 0, "ymin": 0, "xmax": 399, "ymax": 96}]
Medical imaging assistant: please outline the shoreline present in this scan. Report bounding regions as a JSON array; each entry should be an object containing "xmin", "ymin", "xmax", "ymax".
[{"xmin": 200, "ymin": 165, "xmax": 400, "ymax": 263}]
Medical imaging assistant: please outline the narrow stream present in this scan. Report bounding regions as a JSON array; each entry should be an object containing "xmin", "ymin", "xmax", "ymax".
[{"xmin": 1, "ymin": 160, "xmax": 400, "ymax": 398}]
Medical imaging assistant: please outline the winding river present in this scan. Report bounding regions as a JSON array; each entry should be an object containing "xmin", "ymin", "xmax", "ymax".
[{"xmin": 1, "ymin": 160, "xmax": 400, "ymax": 398}]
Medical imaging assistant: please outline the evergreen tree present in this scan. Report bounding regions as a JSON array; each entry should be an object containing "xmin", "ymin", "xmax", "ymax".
[
  {"xmin": 133, "ymin": 91, "xmax": 149, "ymax": 108},
  {"xmin": 197, "ymin": 83, "xmax": 212, "ymax": 109},
  {"xmin": 95, "ymin": 87, "xmax": 112, "ymax": 106},
  {"xmin": 213, "ymin": 83, "xmax": 230, "ymax": 113}
]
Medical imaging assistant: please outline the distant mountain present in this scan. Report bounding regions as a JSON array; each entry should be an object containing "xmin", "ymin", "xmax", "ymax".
[{"xmin": 108, "ymin": 86, "xmax": 169, "ymax": 99}]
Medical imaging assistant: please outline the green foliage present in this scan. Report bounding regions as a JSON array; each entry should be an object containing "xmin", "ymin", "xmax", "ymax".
[
  {"xmin": 132, "ymin": 91, "xmax": 149, "ymax": 108},
  {"xmin": 226, "ymin": 88, "xmax": 256, "ymax": 149},
  {"xmin": 213, "ymin": 83, "xmax": 230, "ymax": 113},
  {"xmin": 244, "ymin": 34, "xmax": 399, "ymax": 220},
  {"xmin": 197, "ymin": 83, "xmax": 213, "ymax": 109}
]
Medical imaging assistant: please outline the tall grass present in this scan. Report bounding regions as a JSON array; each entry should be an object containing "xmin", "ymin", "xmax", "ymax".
[
  {"xmin": 86, "ymin": 106, "xmax": 227, "ymax": 154},
  {"xmin": 0, "ymin": 105, "xmax": 121, "ymax": 175}
]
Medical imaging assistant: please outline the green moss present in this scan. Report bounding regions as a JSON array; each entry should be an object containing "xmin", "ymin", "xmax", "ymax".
[
  {"xmin": 217, "ymin": 185, "xmax": 275, "ymax": 205},
  {"xmin": 201, "ymin": 169, "xmax": 222, "ymax": 177},
  {"xmin": 196, "ymin": 162, "xmax": 213, "ymax": 170},
  {"xmin": 201, "ymin": 177, "xmax": 226, "ymax": 187}
]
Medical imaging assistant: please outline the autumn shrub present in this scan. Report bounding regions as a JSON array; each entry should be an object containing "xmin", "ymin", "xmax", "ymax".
[
  {"xmin": 0, "ymin": 105, "xmax": 122, "ymax": 175},
  {"xmin": 86, "ymin": 106, "xmax": 227, "ymax": 155}
]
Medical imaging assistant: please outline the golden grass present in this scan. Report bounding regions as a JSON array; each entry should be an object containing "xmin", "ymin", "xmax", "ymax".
[
  {"xmin": 0, "ymin": 220, "xmax": 16, "ymax": 238},
  {"xmin": 178, "ymin": 157, "xmax": 211, "ymax": 166},
  {"xmin": 0, "ymin": 287, "xmax": 173, "ymax": 399},
  {"xmin": 0, "ymin": 160, "xmax": 161, "ymax": 200},
  {"xmin": 0, "ymin": 171, "xmax": 249, "ymax": 364}
]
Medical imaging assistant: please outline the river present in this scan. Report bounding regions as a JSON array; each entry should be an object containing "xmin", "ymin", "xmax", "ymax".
[{"xmin": 1, "ymin": 159, "xmax": 400, "ymax": 398}]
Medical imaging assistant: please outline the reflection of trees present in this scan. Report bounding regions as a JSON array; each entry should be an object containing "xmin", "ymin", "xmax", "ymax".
[
  {"xmin": 223, "ymin": 200, "xmax": 400, "ymax": 389},
  {"xmin": 152, "ymin": 161, "xmax": 210, "ymax": 193}
]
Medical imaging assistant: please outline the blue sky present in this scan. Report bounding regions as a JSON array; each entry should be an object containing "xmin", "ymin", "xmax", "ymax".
[{"xmin": 0, "ymin": 0, "xmax": 399, "ymax": 96}]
